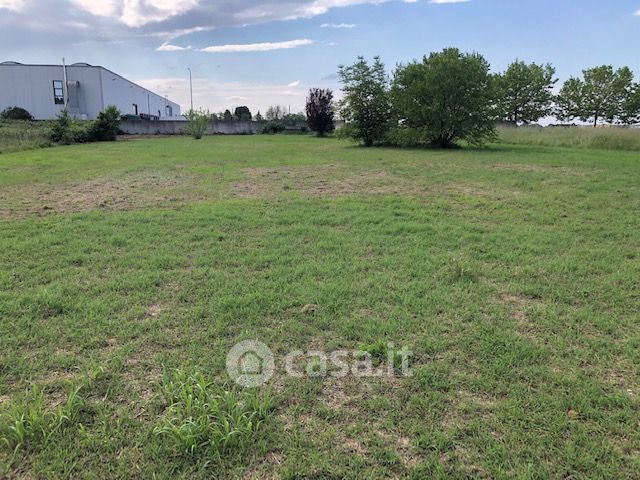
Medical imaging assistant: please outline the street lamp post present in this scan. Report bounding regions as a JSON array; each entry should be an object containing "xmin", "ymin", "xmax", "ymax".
[{"xmin": 187, "ymin": 67, "xmax": 193, "ymax": 112}]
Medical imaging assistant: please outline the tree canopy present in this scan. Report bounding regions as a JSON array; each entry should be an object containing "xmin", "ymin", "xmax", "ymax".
[
  {"xmin": 234, "ymin": 106, "xmax": 252, "ymax": 122},
  {"xmin": 338, "ymin": 56, "xmax": 391, "ymax": 146},
  {"xmin": 556, "ymin": 66, "xmax": 634, "ymax": 126},
  {"xmin": 306, "ymin": 88, "xmax": 335, "ymax": 136},
  {"xmin": 390, "ymin": 48, "xmax": 496, "ymax": 147},
  {"xmin": 494, "ymin": 60, "xmax": 556, "ymax": 125}
]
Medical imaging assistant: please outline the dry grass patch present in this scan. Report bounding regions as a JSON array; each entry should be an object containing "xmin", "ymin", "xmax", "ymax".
[
  {"xmin": 233, "ymin": 165, "xmax": 424, "ymax": 199},
  {"xmin": 0, "ymin": 172, "xmax": 205, "ymax": 219}
]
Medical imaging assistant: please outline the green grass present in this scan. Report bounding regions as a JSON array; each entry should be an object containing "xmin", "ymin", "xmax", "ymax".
[
  {"xmin": 0, "ymin": 136, "xmax": 639, "ymax": 478},
  {"xmin": 498, "ymin": 125, "xmax": 640, "ymax": 151},
  {"xmin": 0, "ymin": 121, "xmax": 53, "ymax": 154}
]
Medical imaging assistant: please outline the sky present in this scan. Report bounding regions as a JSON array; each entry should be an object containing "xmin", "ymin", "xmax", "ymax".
[{"xmin": 1, "ymin": 0, "xmax": 639, "ymax": 115}]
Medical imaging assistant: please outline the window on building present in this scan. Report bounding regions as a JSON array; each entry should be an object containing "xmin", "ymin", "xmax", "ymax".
[
  {"xmin": 132, "ymin": 103, "xmax": 138, "ymax": 115},
  {"xmin": 53, "ymin": 80, "xmax": 64, "ymax": 105}
]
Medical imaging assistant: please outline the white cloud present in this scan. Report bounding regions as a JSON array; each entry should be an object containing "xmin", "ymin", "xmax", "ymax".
[
  {"xmin": 428, "ymin": 0, "xmax": 470, "ymax": 3},
  {"xmin": 321, "ymin": 22, "xmax": 356, "ymax": 28},
  {"xmin": 0, "ymin": 0, "xmax": 27, "ymax": 11},
  {"xmin": 156, "ymin": 42, "xmax": 191, "ymax": 51},
  {"xmin": 71, "ymin": 0, "xmax": 119, "ymax": 17},
  {"xmin": 121, "ymin": 0, "xmax": 200, "ymax": 27},
  {"xmin": 72, "ymin": 0, "xmax": 200, "ymax": 27},
  {"xmin": 288, "ymin": 80, "xmax": 301, "ymax": 87},
  {"xmin": 200, "ymin": 39, "xmax": 313, "ymax": 53},
  {"xmin": 144, "ymin": 25, "xmax": 214, "ymax": 41},
  {"xmin": 635, "ymin": 9, "xmax": 640, "ymax": 16}
]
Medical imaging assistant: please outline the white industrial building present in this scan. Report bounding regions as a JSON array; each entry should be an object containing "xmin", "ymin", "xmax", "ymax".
[{"xmin": 0, "ymin": 61, "xmax": 181, "ymax": 120}]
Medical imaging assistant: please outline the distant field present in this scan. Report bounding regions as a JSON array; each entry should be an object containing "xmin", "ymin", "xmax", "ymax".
[
  {"xmin": 497, "ymin": 125, "xmax": 640, "ymax": 151},
  {"xmin": 0, "ymin": 136, "xmax": 639, "ymax": 478}
]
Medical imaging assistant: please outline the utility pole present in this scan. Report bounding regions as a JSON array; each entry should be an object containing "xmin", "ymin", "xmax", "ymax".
[
  {"xmin": 187, "ymin": 67, "xmax": 193, "ymax": 112},
  {"xmin": 62, "ymin": 57, "xmax": 68, "ymax": 111}
]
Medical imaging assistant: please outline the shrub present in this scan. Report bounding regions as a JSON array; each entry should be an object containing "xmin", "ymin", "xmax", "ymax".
[
  {"xmin": 50, "ymin": 110, "xmax": 73, "ymax": 145},
  {"xmin": 89, "ymin": 105, "xmax": 121, "ymax": 141},
  {"xmin": 261, "ymin": 121, "xmax": 286, "ymax": 134},
  {"xmin": 1, "ymin": 106, "xmax": 34, "ymax": 121},
  {"xmin": 69, "ymin": 121, "xmax": 96, "ymax": 143},
  {"xmin": 153, "ymin": 368, "xmax": 272, "ymax": 457},
  {"xmin": 184, "ymin": 109, "xmax": 209, "ymax": 139}
]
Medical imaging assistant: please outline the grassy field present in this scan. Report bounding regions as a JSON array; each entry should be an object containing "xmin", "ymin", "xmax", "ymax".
[
  {"xmin": 0, "ymin": 136, "xmax": 639, "ymax": 479},
  {"xmin": 497, "ymin": 125, "xmax": 640, "ymax": 151}
]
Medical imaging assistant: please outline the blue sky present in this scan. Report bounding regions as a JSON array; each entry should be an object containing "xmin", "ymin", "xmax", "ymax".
[{"xmin": 1, "ymin": 0, "xmax": 639, "ymax": 115}]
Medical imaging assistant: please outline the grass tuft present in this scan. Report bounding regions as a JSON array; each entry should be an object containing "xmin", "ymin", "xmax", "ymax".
[
  {"xmin": 0, "ymin": 386, "xmax": 86, "ymax": 453},
  {"xmin": 153, "ymin": 368, "xmax": 273, "ymax": 457}
]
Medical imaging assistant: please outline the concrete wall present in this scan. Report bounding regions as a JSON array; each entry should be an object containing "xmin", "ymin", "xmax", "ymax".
[
  {"xmin": 120, "ymin": 119, "xmax": 268, "ymax": 135},
  {"xmin": 119, "ymin": 120, "xmax": 341, "ymax": 135},
  {"xmin": 0, "ymin": 63, "xmax": 180, "ymax": 120}
]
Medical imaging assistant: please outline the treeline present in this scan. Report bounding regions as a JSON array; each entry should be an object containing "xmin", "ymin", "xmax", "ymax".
[
  {"xmin": 332, "ymin": 48, "xmax": 640, "ymax": 148},
  {"xmin": 208, "ymin": 105, "xmax": 306, "ymax": 123}
]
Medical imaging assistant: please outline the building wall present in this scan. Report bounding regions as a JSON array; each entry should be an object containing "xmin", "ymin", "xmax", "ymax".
[
  {"xmin": 0, "ymin": 63, "xmax": 180, "ymax": 120},
  {"xmin": 98, "ymin": 68, "xmax": 180, "ymax": 118}
]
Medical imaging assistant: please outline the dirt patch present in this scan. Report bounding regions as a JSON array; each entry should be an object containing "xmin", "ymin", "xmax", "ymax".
[
  {"xmin": 0, "ymin": 172, "xmax": 203, "ymax": 219},
  {"xmin": 495, "ymin": 292, "xmax": 545, "ymax": 340},
  {"xmin": 321, "ymin": 377, "xmax": 363, "ymax": 412},
  {"xmin": 146, "ymin": 302, "xmax": 164, "ymax": 318},
  {"xmin": 242, "ymin": 452, "xmax": 284, "ymax": 480}
]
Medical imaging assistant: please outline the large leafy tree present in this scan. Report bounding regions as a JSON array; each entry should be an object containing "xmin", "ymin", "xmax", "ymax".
[
  {"xmin": 556, "ymin": 66, "xmax": 634, "ymax": 126},
  {"xmin": 234, "ymin": 106, "xmax": 252, "ymax": 121},
  {"xmin": 306, "ymin": 88, "xmax": 335, "ymax": 136},
  {"xmin": 338, "ymin": 56, "xmax": 391, "ymax": 146},
  {"xmin": 390, "ymin": 48, "xmax": 495, "ymax": 148},
  {"xmin": 494, "ymin": 60, "xmax": 556, "ymax": 125},
  {"xmin": 620, "ymin": 83, "xmax": 640, "ymax": 125}
]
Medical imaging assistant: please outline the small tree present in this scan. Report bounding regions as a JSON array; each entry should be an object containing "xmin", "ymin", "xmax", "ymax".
[
  {"xmin": 223, "ymin": 109, "xmax": 233, "ymax": 122},
  {"xmin": 494, "ymin": 60, "xmax": 556, "ymax": 125},
  {"xmin": 234, "ymin": 106, "xmax": 252, "ymax": 121},
  {"xmin": 50, "ymin": 110, "xmax": 73, "ymax": 144},
  {"xmin": 90, "ymin": 105, "xmax": 121, "ymax": 141},
  {"xmin": 1, "ymin": 106, "xmax": 34, "ymax": 121},
  {"xmin": 184, "ymin": 109, "xmax": 209, "ymax": 139},
  {"xmin": 390, "ymin": 48, "xmax": 495, "ymax": 148},
  {"xmin": 306, "ymin": 88, "xmax": 335, "ymax": 136},
  {"xmin": 265, "ymin": 106, "xmax": 287, "ymax": 121},
  {"xmin": 556, "ymin": 66, "xmax": 634, "ymax": 126},
  {"xmin": 338, "ymin": 56, "xmax": 391, "ymax": 146}
]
